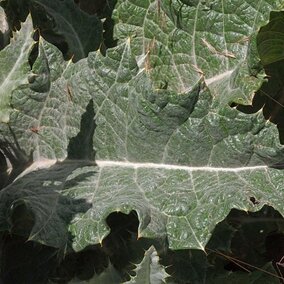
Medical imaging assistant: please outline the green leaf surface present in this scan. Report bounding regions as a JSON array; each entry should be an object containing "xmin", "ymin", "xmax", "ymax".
[
  {"xmin": 67, "ymin": 161, "xmax": 284, "ymax": 251},
  {"xmin": 124, "ymin": 246, "xmax": 168, "ymax": 284},
  {"xmin": 1, "ymin": 0, "xmax": 284, "ymax": 256},
  {"xmin": 0, "ymin": 15, "xmax": 33, "ymax": 122},
  {"xmin": 0, "ymin": 6, "xmax": 9, "ymax": 49},
  {"xmin": 0, "ymin": 35, "xmax": 91, "ymax": 160},
  {"xmin": 113, "ymin": 0, "xmax": 284, "ymax": 105}
]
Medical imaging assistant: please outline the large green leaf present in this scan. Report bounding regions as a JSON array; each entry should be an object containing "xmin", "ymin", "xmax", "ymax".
[
  {"xmin": 113, "ymin": 0, "xmax": 284, "ymax": 105},
  {"xmin": 1, "ymin": 0, "xmax": 284, "ymax": 256},
  {"xmin": 0, "ymin": 17, "xmax": 91, "ymax": 160},
  {"xmin": 0, "ymin": 15, "xmax": 33, "ymax": 122}
]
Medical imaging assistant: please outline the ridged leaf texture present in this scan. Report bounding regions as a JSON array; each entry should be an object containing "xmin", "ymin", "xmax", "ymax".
[{"xmin": 0, "ymin": 1, "xmax": 284, "ymax": 255}]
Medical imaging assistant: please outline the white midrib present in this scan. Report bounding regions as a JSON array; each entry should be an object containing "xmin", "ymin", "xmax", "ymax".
[
  {"xmin": 16, "ymin": 159, "xmax": 268, "ymax": 180},
  {"xmin": 0, "ymin": 37, "xmax": 29, "ymax": 91},
  {"xmin": 96, "ymin": 160, "xmax": 267, "ymax": 172},
  {"xmin": 205, "ymin": 69, "xmax": 234, "ymax": 85}
]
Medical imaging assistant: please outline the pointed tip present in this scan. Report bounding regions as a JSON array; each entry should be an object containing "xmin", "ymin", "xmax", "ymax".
[
  {"xmin": 199, "ymin": 243, "xmax": 206, "ymax": 252},
  {"xmin": 99, "ymin": 238, "xmax": 103, "ymax": 246},
  {"xmin": 68, "ymin": 54, "xmax": 74, "ymax": 64}
]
